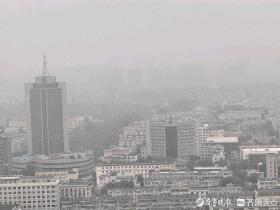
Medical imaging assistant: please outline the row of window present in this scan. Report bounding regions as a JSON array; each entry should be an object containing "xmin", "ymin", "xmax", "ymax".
[
  {"xmin": 63, "ymin": 193, "xmax": 87, "ymax": 197},
  {"xmin": 0, "ymin": 190, "xmax": 57, "ymax": 194},
  {"xmin": 0, "ymin": 180, "xmax": 53, "ymax": 184},
  {"xmin": 101, "ymin": 165, "xmax": 172, "ymax": 170},
  {"xmin": 20, "ymin": 204, "xmax": 57, "ymax": 208},
  {"xmin": 22, "ymin": 200, "xmax": 57, "ymax": 203},
  {"xmin": 0, "ymin": 185, "xmax": 56, "ymax": 190}
]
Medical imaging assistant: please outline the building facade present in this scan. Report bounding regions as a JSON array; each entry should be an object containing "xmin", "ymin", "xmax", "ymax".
[
  {"xmin": 25, "ymin": 57, "xmax": 68, "ymax": 155},
  {"xmin": 0, "ymin": 134, "xmax": 11, "ymax": 175},
  {"xmin": 145, "ymin": 168, "xmax": 232, "ymax": 189},
  {"xmin": 148, "ymin": 115, "xmax": 199, "ymax": 158},
  {"xmin": 266, "ymin": 153, "xmax": 279, "ymax": 178},
  {"xmin": 60, "ymin": 180, "xmax": 92, "ymax": 201},
  {"xmin": 96, "ymin": 162, "xmax": 176, "ymax": 188},
  {"xmin": 12, "ymin": 153, "xmax": 94, "ymax": 178},
  {"xmin": 177, "ymin": 118, "xmax": 198, "ymax": 158},
  {"xmin": 0, "ymin": 176, "xmax": 60, "ymax": 210}
]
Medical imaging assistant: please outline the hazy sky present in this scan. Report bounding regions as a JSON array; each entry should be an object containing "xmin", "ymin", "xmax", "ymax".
[{"xmin": 1, "ymin": 0, "xmax": 280, "ymax": 76}]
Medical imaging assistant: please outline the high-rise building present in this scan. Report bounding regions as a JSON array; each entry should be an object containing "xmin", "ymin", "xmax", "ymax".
[
  {"xmin": 25, "ymin": 54, "xmax": 68, "ymax": 155},
  {"xmin": 177, "ymin": 118, "xmax": 199, "ymax": 158},
  {"xmin": 149, "ymin": 117, "xmax": 167, "ymax": 157},
  {"xmin": 165, "ymin": 124, "xmax": 178, "ymax": 158},
  {"xmin": 148, "ymin": 115, "xmax": 198, "ymax": 159},
  {"xmin": 0, "ymin": 134, "xmax": 11, "ymax": 175},
  {"xmin": 118, "ymin": 121, "xmax": 148, "ymax": 151}
]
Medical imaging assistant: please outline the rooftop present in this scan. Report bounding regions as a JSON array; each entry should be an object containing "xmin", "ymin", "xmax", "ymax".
[
  {"xmin": 207, "ymin": 136, "xmax": 238, "ymax": 144},
  {"xmin": 13, "ymin": 152, "xmax": 92, "ymax": 162},
  {"xmin": 97, "ymin": 161, "xmax": 175, "ymax": 167},
  {"xmin": 241, "ymin": 147, "xmax": 280, "ymax": 155}
]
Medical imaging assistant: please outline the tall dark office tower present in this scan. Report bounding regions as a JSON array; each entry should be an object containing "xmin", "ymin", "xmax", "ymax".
[
  {"xmin": 25, "ymin": 54, "xmax": 68, "ymax": 155},
  {"xmin": 165, "ymin": 125, "xmax": 178, "ymax": 158}
]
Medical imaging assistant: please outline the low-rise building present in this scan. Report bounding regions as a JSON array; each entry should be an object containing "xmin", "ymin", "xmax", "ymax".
[
  {"xmin": 247, "ymin": 169, "xmax": 265, "ymax": 179},
  {"xmin": 208, "ymin": 184, "xmax": 243, "ymax": 195},
  {"xmin": 60, "ymin": 180, "xmax": 92, "ymax": 201},
  {"xmin": 255, "ymin": 189, "xmax": 280, "ymax": 207},
  {"xmin": 101, "ymin": 146, "xmax": 138, "ymax": 163},
  {"xmin": 258, "ymin": 178, "xmax": 280, "ymax": 190},
  {"xmin": 35, "ymin": 169, "xmax": 79, "ymax": 183},
  {"xmin": 207, "ymin": 136, "xmax": 239, "ymax": 160},
  {"xmin": 266, "ymin": 153, "xmax": 279, "ymax": 178},
  {"xmin": 145, "ymin": 168, "xmax": 232, "ymax": 189},
  {"xmin": 240, "ymin": 146, "xmax": 280, "ymax": 160},
  {"xmin": 96, "ymin": 162, "xmax": 176, "ymax": 188},
  {"xmin": 12, "ymin": 152, "xmax": 94, "ymax": 178},
  {"xmin": 11, "ymin": 138, "xmax": 28, "ymax": 155},
  {"xmin": 106, "ymin": 187, "xmax": 200, "ymax": 209},
  {"xmin": 103, "ymin": 147, "xmax": 130, "ymax": 159},
  {"xmin": 98, "ymin": 174, "xmax": 136, "ymax": 189},
  {"xmin": 199, "ymin": 144, "xmax": 225, "ymax": 163},
  {"xmin": 0, "ymin": 176, "xmax": 60, "ymax": 210},
  {"xmin": 4, "ymin": 121, "xmax": 28, "ymax": 156}
]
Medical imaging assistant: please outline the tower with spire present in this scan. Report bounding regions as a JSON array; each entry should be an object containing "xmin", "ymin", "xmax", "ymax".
[
  {"xmin": 25, "ymin": 54, "xmax": 69, "ymax": 155},
  {"xmin": 42, "ymin": 52, "xmax": 48, "ymax": 76}
]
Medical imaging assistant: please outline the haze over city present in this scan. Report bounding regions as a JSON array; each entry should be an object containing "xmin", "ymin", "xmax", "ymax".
[
  {"xmin": 2, "ymin": 1, "xmax": 280, "ymax": 210},
  {"xmin": 1, "ymin": 0, "xmax": 280, "ymax": 100}
]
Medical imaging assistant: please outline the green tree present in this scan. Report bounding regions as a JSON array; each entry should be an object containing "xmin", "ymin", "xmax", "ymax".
[
  {"xmin": 197, "ymin": 159, "xmax": 213, "ymax": 167},
  {"xmin": 219, "ymin": 177, "xmax": 234, "ymax": 186},
  {"xmin": 246, "ymin": 174, "xmax": 258, "ymax": 184},
  {"xmin": 21, "ymin": 165, "xmax": 35, "ymax": 176},
  {"xmin": 186, "ymin": 160, "xmax": 195, "ymax": 170},
  {"xmin": 189, "ymin": 155, "xmax": 200, "ymax": 162},
  {"xmin": 136, "ymin": 175, "xmax": 144, "ymax": 187}
]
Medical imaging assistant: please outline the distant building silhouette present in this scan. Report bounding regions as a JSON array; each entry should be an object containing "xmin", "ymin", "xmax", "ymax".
[
  {"xmin": 0, "ymin": 134, "xmax": 11, "ymax": 175},
  {"xmin": 25, "ymin": 54, "xmax": 68, "ymax": 155}
]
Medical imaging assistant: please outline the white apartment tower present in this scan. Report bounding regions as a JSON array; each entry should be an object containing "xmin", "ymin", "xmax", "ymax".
[
  {"xmin": 177, "ymin": 118, "xmax": 199, "ymax": 158},
  {"xmin": 148, "ymin": 115, "xmax": 199, "ymax": 158}
]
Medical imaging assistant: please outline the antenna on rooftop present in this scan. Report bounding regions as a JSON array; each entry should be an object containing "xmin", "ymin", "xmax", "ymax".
[{"xmin": 42, "ymin": 52, "xmax": 48, "ymax": 76}]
